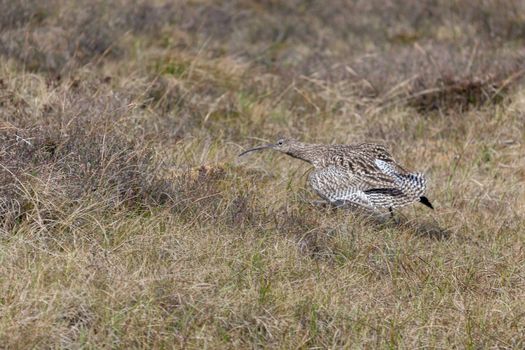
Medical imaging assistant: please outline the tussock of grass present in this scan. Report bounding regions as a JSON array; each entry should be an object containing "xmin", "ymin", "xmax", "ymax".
[{"xmin": 0, "ymin": 0, "xmax": 524, "ymax": 348}]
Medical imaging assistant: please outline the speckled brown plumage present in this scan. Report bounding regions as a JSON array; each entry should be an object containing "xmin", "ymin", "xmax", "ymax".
[{"xmin": 239, "ymin": 138, "xmax": 433, "ymax": 212}]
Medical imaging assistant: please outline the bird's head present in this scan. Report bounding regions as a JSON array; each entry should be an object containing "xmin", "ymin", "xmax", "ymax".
[{"xmin": 238, "ymin": 138, "xmax": 303, "ymax": 157}]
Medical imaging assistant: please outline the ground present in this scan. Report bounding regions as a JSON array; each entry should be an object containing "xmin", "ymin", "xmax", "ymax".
[{"xmin": 0, "ymin": 0, "xmax": 524, "ymax": 348}]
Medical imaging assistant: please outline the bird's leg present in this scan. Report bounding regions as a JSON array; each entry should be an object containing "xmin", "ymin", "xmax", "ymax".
[
  {"xmin": 310, "ymin": 199, "xmax": 330, "ymax": 208},
  {"xmin": 389, "ymin": 207, "xmax": 399, "ymax": 224}
]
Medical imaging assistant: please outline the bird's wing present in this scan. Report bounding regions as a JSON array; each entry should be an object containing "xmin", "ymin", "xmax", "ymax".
[
  {"xmin": 308, "ymin": 165, "xmax": 399, "ymax": 207},
  {"xmin": 356, "ymin": 143, "xmax": 410, "ymax": 175},
  {"xmin": 356, "ymin": 143, "xmax": 393, "ymax": 160}
]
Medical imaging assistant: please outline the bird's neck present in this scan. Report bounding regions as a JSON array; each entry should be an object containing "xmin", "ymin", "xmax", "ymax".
[{"xmin": 285, "ymin": 143, "xmax": 322, "ymax": 166}]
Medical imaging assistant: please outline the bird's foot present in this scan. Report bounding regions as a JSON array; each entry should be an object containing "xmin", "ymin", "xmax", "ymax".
[
  {"xmin": 310, "ymin": 200, "xmax": 331, "ymax": 208},
  {"xmin": 389, "ymin": 207, "xmax": 400, "ymax": 225}
]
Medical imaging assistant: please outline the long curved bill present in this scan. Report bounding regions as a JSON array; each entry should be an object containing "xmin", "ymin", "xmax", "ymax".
[{"xmin": 238, "ymin": 144, "xmax": 273, "ymax": 157}]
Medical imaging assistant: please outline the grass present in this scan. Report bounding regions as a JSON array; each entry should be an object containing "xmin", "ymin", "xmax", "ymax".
[{"xmin": 0, "ymin": 0, "xmax": 524, "ymax": 348}]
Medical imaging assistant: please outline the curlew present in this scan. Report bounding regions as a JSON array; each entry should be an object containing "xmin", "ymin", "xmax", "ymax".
[{"xmin": 239, "ymin": 138, "xmax": 433, "ymax": 216}]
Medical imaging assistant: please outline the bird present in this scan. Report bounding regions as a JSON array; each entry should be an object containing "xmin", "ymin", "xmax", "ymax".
[{"xmin": 239, "ymin": 138, "xmax": 433, "ymax": 216}]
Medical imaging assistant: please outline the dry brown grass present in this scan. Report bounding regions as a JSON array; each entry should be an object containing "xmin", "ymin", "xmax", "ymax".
[{"xmin": 0, "ymin": 0, "xmax": 524, "ymax": 348}]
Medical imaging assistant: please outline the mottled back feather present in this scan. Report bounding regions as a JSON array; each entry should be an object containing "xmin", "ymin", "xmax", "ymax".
[{"xmin": 306, "ymin": 143, "xmax": 427, "ymax": 209}]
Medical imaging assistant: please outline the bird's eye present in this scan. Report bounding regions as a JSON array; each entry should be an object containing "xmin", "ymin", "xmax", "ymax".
[{"xmin": 277, "ymin": 140, "xmax": 283, "ymax": 145}]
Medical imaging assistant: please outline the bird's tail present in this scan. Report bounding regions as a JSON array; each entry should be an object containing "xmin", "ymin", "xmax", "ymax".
[
  {"xmin": 401, "ymin": 173, "xmax": 434, "ymax": 209},
  {"xmin": 375, "ymin": 160, "xmax": 430, "ymax": 206},
  {"xmin": 394, "ymin": 172, "xmax": 427, "ymax": 197}
]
